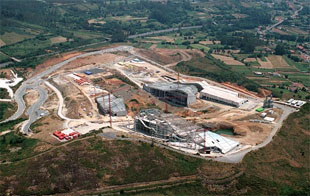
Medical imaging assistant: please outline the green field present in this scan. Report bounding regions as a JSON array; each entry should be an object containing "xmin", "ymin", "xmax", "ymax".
[
  {"xmin": 247, "ymin": 60, "xmax": 260, "ymax": 66},
  {"xmin": 287, "ymin": 74, "xmax": 310, "ymax": 87},
  {"xmin": 232, "ymin": 53, "xmax": 251, "ymax": 61},
  {"xmin": 283, "ymin": 55, "xmax": 310, "ymax": 72},
  {"xmin": 1, "ymin": 38, "xmax": 52, "ymax": 58},
  {"xmin": 260, "ymin": 56, "xmax": 267, "ymax": 62},
  {"xmin": 0, "ymin": 32, "xmax": 33, "ymax": 46},
  {"xmin": 156, "ymin": 43, "xmax": 187, "ymax": 49},
  {"xmin": 269, "ymin": 87, "xmax": 309, "ymax": 100},
  {"xmin": 72, "ymin": 30, "xmax": 105, "ymax": 39},
  {"xmin": 190, "ymin": 44, "xmax": 210, "ymax": 51},
  {"xmin": 130, "ymin": 42, "xmax": 153, "ymax": 49},
  {"xmin": 175, "ymin": 55, "xmax": 261, "ymax": 92}
]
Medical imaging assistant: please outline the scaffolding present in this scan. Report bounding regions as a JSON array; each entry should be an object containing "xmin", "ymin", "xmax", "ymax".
[{"xmin": 134, "ymin": 109, "xmax": 240, "ymax": 154}]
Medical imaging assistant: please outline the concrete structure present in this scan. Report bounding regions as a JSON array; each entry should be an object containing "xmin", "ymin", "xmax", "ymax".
[
  {"xmin": 263, "ymin": 95, "xmax": 273, "ymax": 108},
  {"xmin": 200, "ymin": 85, "xmax": 248, "ymax": 107},
  {"xmin": 134, "ymin": 109, "xmax": 200, "ymax": 141},
  {"xmin": 198, "ymin": 131, "xmax": 240, "ymax": 154},
  {"xmin": 286, "ymin": 99, "xmax": 306, "ymax": 108},
  {"xmin": 95, "ymin": 94, "xmax": 127, "ymax": 116},
  {"xmin": 143, "ymin": 83, "xmax": 198, "ymax": 106},
  {"xmin": 134, "ymin": 109, "xmax": 240, "ymax": 154}
]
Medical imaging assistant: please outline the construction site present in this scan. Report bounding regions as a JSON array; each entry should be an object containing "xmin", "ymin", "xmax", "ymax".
[
  {"xmin": 134, "ymin": 109, "xmax": 241, "ymax": 155},
  {"xmin": 5, "ymin": 46, "xmax": 287, "ymax": 157}
]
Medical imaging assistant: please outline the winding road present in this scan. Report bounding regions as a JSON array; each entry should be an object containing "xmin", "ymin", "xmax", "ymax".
[
  {"xmin": 214, "ymin": 103, "xmax": 296, "ymax": 163},
  {"xmin": 3, "ymin": 46, "xmax": 134, "ymax": 134},
  {"xmin": 21, "ymin": 86, "xmax": 48, "ymax": 133},
  {"xmin": 2, "ymin": 44, "xmax": 298, "ymax": 163}
]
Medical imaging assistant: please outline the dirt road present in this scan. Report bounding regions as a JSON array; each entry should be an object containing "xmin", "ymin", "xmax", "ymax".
[{"xmin": 215, "ymin": 103, "xmax": 296, "ymax": 163}]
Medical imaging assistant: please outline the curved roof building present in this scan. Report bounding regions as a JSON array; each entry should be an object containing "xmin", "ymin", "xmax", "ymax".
[{"xmin": 143, "ymin": 82, "xmax": 198, "ymax": 106}]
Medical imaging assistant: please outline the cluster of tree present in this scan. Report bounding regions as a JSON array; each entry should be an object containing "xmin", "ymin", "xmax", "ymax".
[
  {"xmin": 0, "ymin": 132, "xmax": 25, "ymax": 146},
  {"xmin": 287, "ymin": 54, "xmax": 301, "ymax": 62},
  {"xmin": 270, "ymin": 33, "xmax": 310, "ymax": 43},
  {"xmin": 1, "ymin": 0, "xmax": 199, "ymax": 38},
  {"xmin": 273, "ymin": 1, "xmax": 289, "ymax": 11},
  {"xmin": 236, "ymin": 7, "xmax": 271, "ymax": 29},
  {"xmin": 299, "ymin": 6, "xmax": 310, "ymax": 16},
  {"xmin": 248, "ymin": 53, "xmax": 266, "ymax": 58},
  {"xmin": 275, "ymin": 44, "xmax": 287, "ymax": 55},
  {"xmin": 217, "ymin": 32, "xmax": 263, "ymax": 53}
]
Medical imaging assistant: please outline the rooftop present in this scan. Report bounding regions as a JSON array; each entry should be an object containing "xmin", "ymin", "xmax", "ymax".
[
  {"xmin": 145, "ymin": 82, "xmax": 198, "ymax": 96},
  {"xmin": 198, "ymin": 131, "xmax": 240, "ymax": 154},
  {"xmin": 201, "ymin": 85, "xmax": 246, "ymax": 104},
  {"xmin": 96, "ymin": 94, "xmax": 126, "ymax": 114}
]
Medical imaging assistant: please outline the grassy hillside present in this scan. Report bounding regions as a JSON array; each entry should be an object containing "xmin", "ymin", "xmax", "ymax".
[
  {"xmin": 126, "ymin": 104, "xmax": 310, "ymax": 195},
  {"xmin": 0, "ymin": 138, "xmax": 206, "ymax": 195},
  {"xmin": 174, "ymin": 55, "xmax": 261, "ymax": 92},
  {"xmin": 0, "ymin": 102, "xmax": 16, "ymax": 121},
  {"xmin": 0, "ymin": 104, "xmax": 309, "ymax": 195}
]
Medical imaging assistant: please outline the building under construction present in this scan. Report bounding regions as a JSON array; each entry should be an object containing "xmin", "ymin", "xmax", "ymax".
[
  {"xmin": 95, "ymin": 94, "xmax": 127, "ymax": 116},
  {"xmin": 143, "ymin": 83, "xmax": 198, "ymax": 106},
  {"xmin": 134, "ymin": 109, "xmax": 240, "ymax": 154}
]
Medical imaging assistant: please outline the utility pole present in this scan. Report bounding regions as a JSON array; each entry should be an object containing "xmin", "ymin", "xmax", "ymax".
[
  {"xmin": 204, "ymin": 129, "xmax": 206, "ymax": 154},
  {"xmin": 108, "ymin": 92, "xmax": 112, "ymax": 128},
  {"xmin": 177, "ymin": 72, "xmax": 180, "ymax": 88},
  {"xmin": 165, "ymin": 97, "xmax": 168, "ymax": 113}
]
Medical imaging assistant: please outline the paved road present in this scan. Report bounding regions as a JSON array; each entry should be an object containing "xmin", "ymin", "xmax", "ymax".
[
  {"xmin": 21, "ymin": 86, "xmax": 48, "ymax": 133},
  {"xmin": 215, "ymin": 103, "xmax": 296, "ymax": 163},
  {"xmin": 120, "ymin": 103, "xmax": 294, "ymax": 164},
  {"xmin": 44, "ymin": 81, "xmax": 72, "ymax": 121},
  {"xmin": 261, "ymin": 4, "xmax": 303, "ymax": 34},
  {"xmin": 119, "ymin": 103, "xmax": 296, "ymax": 164},
  {"xmin": 2, "ymin": 44, "xmax": 297, "ymax": 162},
  {"xmin": 3, "ymin": 46, "xmax": 134, "ymax": 134}
]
